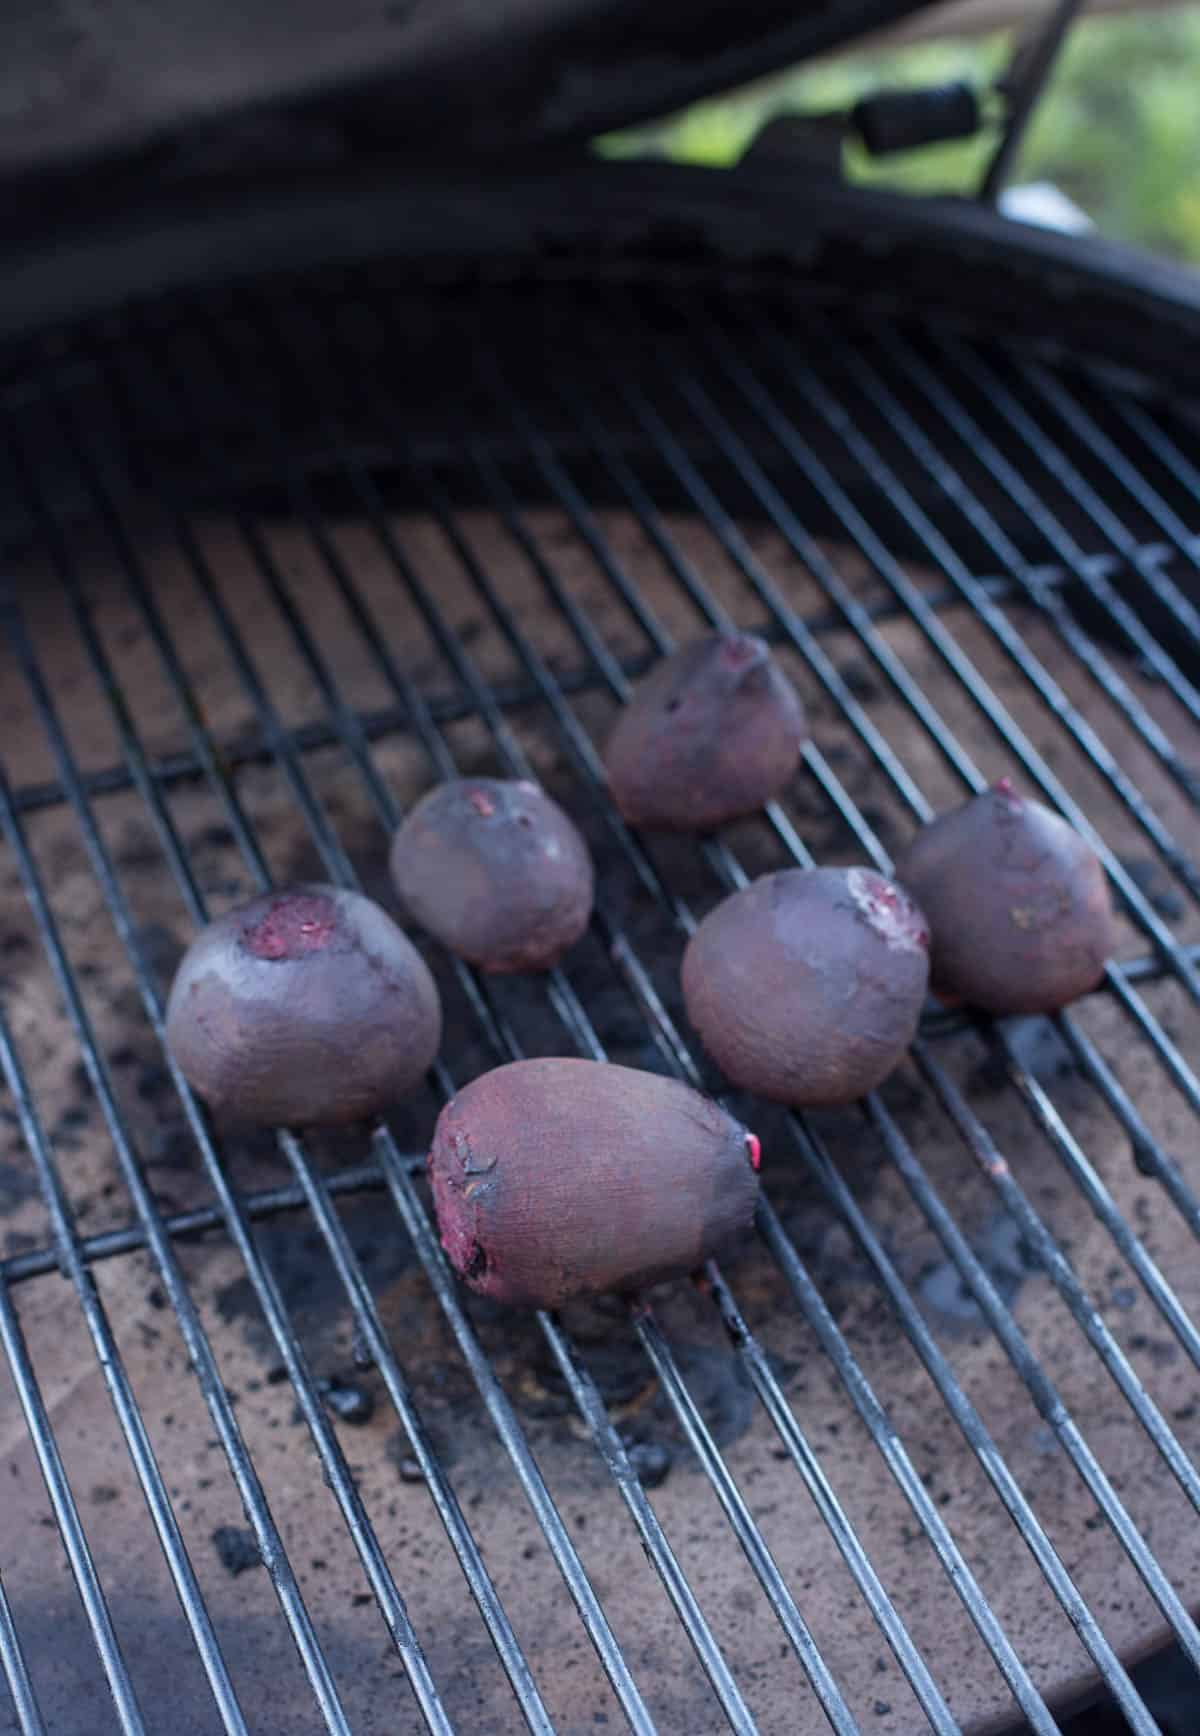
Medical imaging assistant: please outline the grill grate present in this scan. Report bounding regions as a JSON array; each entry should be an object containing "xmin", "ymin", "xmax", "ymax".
[{"xmin": 0, "ymin": 271, "xmax": 1199, "ymax": 1735}]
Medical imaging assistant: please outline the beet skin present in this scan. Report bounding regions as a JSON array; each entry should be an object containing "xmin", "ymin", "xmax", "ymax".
[
  {"xmin": 603, "ymin": 632, "xmax": 807, "ymax": 831},
  {"xmin": 165, "ymin": 884, "xmax": 441, "ymax": 1126},
  {"xmin": 429, "ymin": 1058, "xmax": 761, "ymax": 1308},
  {"xmin": 390, "ymin": 779, "xmax": 594, "ymax": 972},
  {"xmin": 895, "ymin": 780, "xmax": 1118, "ymax": 1014},
  {"xmin": 682, "ymin": 867, "xmax": 930, "ymax": 1105}
]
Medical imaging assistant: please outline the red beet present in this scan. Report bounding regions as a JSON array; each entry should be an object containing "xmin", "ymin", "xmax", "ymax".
[
  {"xmin": 895, "ymin": 780, "xmax": 1118, "ymax": 1014},
  {"xmin": 428, "ymin": 1058, "xmax": 761, "ymax": 1309},
  {"xmin": 682, "ymin": 867, "xmax": 930, "ymax": 1105},
  {"xmin": 165, "ymin": 884, "xmax": 441, "ymax": 1126},
  {"xmin": 603, "ymin": 632, "xmax": 807, "ymax": 831},
  {"xmin": 389, "ymin": 779, "xmax": 594, "ymax": 973}
]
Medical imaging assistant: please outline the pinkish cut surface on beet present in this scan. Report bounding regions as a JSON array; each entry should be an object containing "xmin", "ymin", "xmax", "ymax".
[
  {"xmin": 895, "ymin": 781, "xmax": 1118, "ymax": 1015},
  {"xmin": 428, "ymin": 1058, "xmax": 761, "ymax": 1308},
  {"xmin": 389, "ymin": 778, "xmax": 594, "ymax": 973},
  {"xmin": 602, "ymin": 632, "xmax": 807, "ymax": 832},
  {"xmin": 165, "ymin": 883, "xmax": 441, "ymax": 1126},
  {"xmin": 681, "ymin": 866, "xmax": 930, "ymax": 1105}
]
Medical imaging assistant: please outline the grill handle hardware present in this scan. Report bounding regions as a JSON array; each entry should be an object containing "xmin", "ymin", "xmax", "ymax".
[
  {"xmin": 851, "ymin": 80, "xmax": 981, "ymax": 156},
  {"xmin": 745, "ymin": 0, "xmax": 1083, "ymax": 191}
]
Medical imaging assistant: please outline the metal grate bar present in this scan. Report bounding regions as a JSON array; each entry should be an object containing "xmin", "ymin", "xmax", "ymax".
[
  {"xmin": 208, "ymin": 298, "xmax": 864, "ymax": 1730},
  {"xmin": 108, "ymin": 305, "xmax": 788, "ymax": 1729},
  {"xmin": 1048, "ymin": 1006, "xmax": 1200, "ymax": 1226},
  {"xmin": 0, "ymin": 1159, "xmax": 390, "ymax": 1284},
  {"xmin": 750, "ymin": 1186, "xmax": 1068, "ymax": 1736},
  {"xmin": 937, "ymin": 337, "xmax": 1200, "ymax": 726},
  {"xmin": 385, "ymin": 1140, "xmax": 761, "ymax": 1735},
  {"xmin": 1020, "ymin": 364, "xmax": 1200, "ymax": 654},
  {"xmin": 0, "ymin": 587, "xmax": 261, "ymax": 1736},
  {"xmin": 35, "ymin": 340, "xmax": 591, "ymax": 1736},
  {"xmin": 784, "ymin": 322, "xmax": 1200, "ymax": 1231},
  {"xmin": 3, "ymin": 271, "xmax": 1198, "ymax": 1736},
  {"xmin": 454, "ymin": 309, "xmax": 1194, "ymax": 1722},
  {"xmin": 187, "ymin": 304, "xmax": 787, "ymax": 1732},
  {"xmin": 0, "ymin": 900, "xmax": 248, "ymax": 1734},
  {"xmin": 239, "ymin": 289, "xmax": 968, "ymax": 1730},
  {"xmin": 699, "ymin": 1262, "xmax": 970, "ymax": 1736},
  {"xmin": 798, "ymin": 317, "xmax": 1200, "ymax": 895},
  {"xmin": 868, "ymin": 332, "xmax": 1200, "ymax": 812},
  {"xmin": 286, "ymin": 291, "xmax": 1029, "ymax": 1733},
  {"xmin": 659, "ymin": 293, "xmax": 1200, "ymax": 1001},
  {"xmin": 621, "ymin": 291, "xmax": 1200, "ymax": 1190},
  {"xmin": 7, "ymin": 388, "xmax": 461, "ymax": 1735},
  {"xmin": 581, "ymin": 320, "xmax": 1200, "ymax": 1187},
  {"xmin": 997, "ymin": 1036, "xmax": 1200, "ymax": 1341},
  {"xmin": 366, "ymin": 304, "xmax": 1069, "ymax": 1733},
  {"xmin": 687, "ymin": 303, "xmax": 1200, "ymax": 1244},
  {"xmin": 0, "ymin": 602, "xmax": 955, "ymax": 814},
  {"xmin": 575, "ymin": 304, "xmax": 1200, "ymax": 1660},
  {"xmin": 518, "ymin": 294, "xmax": 1190, "ymax": 1264},
  {"xmin": 712, "ymin": 309, "xmax": 1200, "ymax": 1276},
  {"xmin": 0, "ymin": 1274, "xmax": 146, "ymax": 1733},
  {"xmin": 529, "ymin": 1310, "xmax": 761, "ymax": 1736},
  {"xmin": 403, "ymin": 404, "xmax": 1067, "ymax": 1725},
  {"xmin": 863, "ymin": 1083, "xmax": 1200, "ymax": 1673},
  {"xmin": 0, "ymin": 619, "xmax": 355, "ymax": 1736},
  {"xmin": 632, "ymin": 1304, "xmax": 865, "ymax": 1736},
  {"xmin": 0, "ymin": 1566, "xmax": 46, "ymax": 1736},
  {"xmin": 0, "ymin": 729, "xmax": 250, "ymax": 1736},
  {"xmin": 199, "ymin": 297, "xmax": 777, "ymax": 1733},
  {"xmin": 871, "ymin": 338, "xmax": 1200, "ymax": 812},
  {"xmin": 1104, "ymin": 389, "xmax": 1200, "ymax": 592},
  {"xmin": 454, "ymin": 305, "xmax": 1167, "ymax": 1729},
  {"xmin": 911, "ymin": 1041, "xmax": 1200, "ymax": 1522},
  {"xmin": 359, "ymin": 472, "xmax": 986, "ymax": 1722},
  {"xmin": 801, "ymin": 729, "xmax": 1200, "ymax": 1426},
  {"xmin": 895, "ymin": 1038, "xmax": 1200, "ymax": 1553},
  {"xmin": 764, "ymin": 1127, "xmax": 1157, "ymax": 1736},
  {"xmin": 1027, "ymin": 999, "xmax": 1196, "ymax": 1245},
  {"xmin": 561, "ymin": 295, "xmax": 1197, "ymax": 1200}
]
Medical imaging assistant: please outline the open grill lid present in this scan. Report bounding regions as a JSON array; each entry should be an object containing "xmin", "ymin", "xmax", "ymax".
[{"xmin": 3, "ymin": 0, "xmax": 932, "ymax": 188}]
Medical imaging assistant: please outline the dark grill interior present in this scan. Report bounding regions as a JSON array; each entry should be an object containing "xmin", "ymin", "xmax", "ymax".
[{"xmin": 1, "ymin": 271, "xmax": 1199, "ymax": 1736}]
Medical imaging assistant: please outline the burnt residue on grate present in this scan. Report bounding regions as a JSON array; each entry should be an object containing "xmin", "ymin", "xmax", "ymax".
[{"xmin": 0, "ymin": 274, "xmax": 1198, "ymax": 1736}]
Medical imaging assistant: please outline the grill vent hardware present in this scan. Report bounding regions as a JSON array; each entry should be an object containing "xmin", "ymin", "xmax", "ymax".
[{"xmin": 0, "ymin": 275, "xmax": 1198, "ymax": 1735}]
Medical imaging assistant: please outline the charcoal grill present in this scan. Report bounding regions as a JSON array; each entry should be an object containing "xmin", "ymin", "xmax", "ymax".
[{"xmin": 3, "ymin": 18, "xmax": 1200, "ymax": 1729}]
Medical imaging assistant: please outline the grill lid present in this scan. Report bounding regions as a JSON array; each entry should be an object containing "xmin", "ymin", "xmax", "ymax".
[{"xmin": 2, "ymin": 0, "xmax": 930, "ymax": 187}]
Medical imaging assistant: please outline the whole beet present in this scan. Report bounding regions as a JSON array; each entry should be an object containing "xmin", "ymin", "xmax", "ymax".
[
  {"xmin": 429, "ymin": 1058, "xmax": 761, "ymax": 1309},
  {"xmin": 895, "ymin": 780, "xmax": 1118, "ymax": 1014},
  {"xmin": 390, "ymin": 779, "xmax": 594, "ymax": 973},
  {"xmin": 682, "ymin": 867, "xmax": 930, "ymax": 1105},
  {"xmin": 165, "ymin": 884, "xmax": 441, "ymax": 1126},
  {"xmin": 603, "ymin": 632, "xmax": 807, "ymax": 831}
]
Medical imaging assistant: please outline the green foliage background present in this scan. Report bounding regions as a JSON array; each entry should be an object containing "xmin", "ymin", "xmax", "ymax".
[{"xmin": 597, "ymin": 7, "xmax": 1200, "ymax": 262}]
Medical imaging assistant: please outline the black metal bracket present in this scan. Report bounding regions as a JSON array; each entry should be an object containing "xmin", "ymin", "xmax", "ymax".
[
  {"xmin": 740, "ymin": 0, "xmax": 1083, "ymax": 201},
  {"xmin": 980, "ymin": 0, "xmax": 1087, "ymax": 200}
]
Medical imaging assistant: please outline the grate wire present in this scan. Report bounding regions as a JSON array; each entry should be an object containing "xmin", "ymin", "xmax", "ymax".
[
  {"xmin": 451, "ymin": 315, "xmax": 1180, "ymax": 1736},
  {"xmin": 1, "ymin": 273, "xmax": 1199, "ymax": 1735}
]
